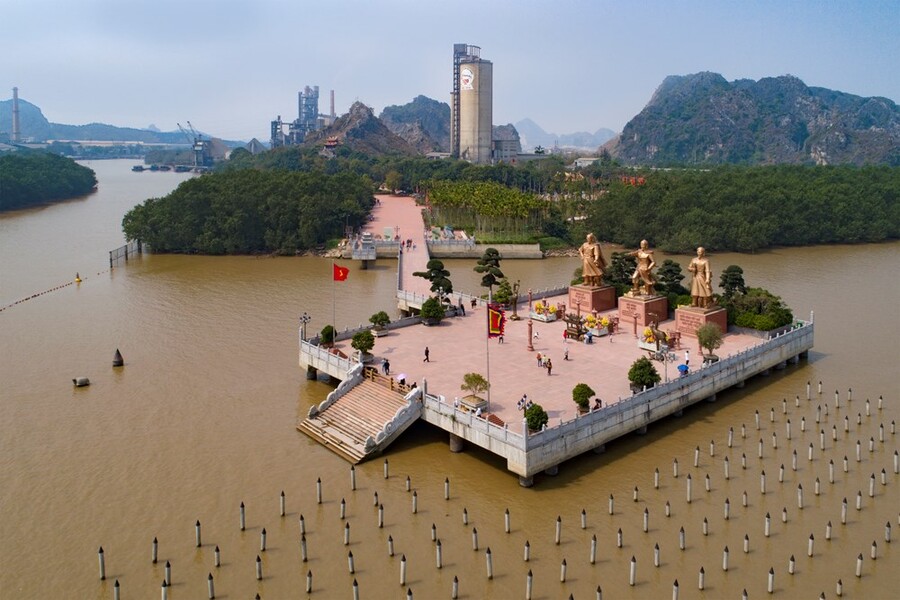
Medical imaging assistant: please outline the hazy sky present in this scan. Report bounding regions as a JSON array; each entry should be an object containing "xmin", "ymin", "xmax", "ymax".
[{"xmin": 4, "ymin": 0, "xmax": 898, "ymax": 141}]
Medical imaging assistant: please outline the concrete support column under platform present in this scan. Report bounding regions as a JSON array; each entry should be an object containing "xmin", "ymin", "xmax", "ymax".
[
  {"xmin": 449, "ymin": 433, "xmax": 465, "ymax": 453},
  {"xmin": 306, "ymin": 366, "xmax": 318, "ymax": 380},
  {"xmin": 789, "ymin": 355, "xmax": 801, "ymax": 364},
  {"xmin": 705, "ymin": 394, "xmax": 718, "ymax": 403},
  {"xmin": 544, "ymin": 465, "xmax": 559, "ymax": 476},
  {"xmin": 519, "ymin": 476, "xmax": 534, "ymax": 487},
  {"xmin": 775, "ymin": 361, "xmax": 787, "ymax": 370},
  {"xmin": 735, "ymin": 380, "xmax": 746, "ymax": 388},
  {"xmin": 593, "ymin": 444, "xmax": 607, "ymax": 454},
  {"xmin": 761, "ymin": 368, "xmax": 772, "ymax": 376},
  {"xmin": 637, "ymin": 425, "xmax": 648, "ymax": 435}
]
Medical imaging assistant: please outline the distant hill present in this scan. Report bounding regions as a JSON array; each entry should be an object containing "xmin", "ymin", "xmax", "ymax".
[
  {"xmin": 305, "ymin": 101, "xmax": 418, "ymax": 156},
  {"xmin": 606, "ymin": 72, "xmax": 900, "ymax": 166},
  {"xmin": 515, "ymin": 118, "xmax": 616, "ymax": 152},
  {"xmin": 0, "ymin": 97, "xmax": 244, "ymax": 147},
  {"xmin": 379, "ymin": 95, "xmax": 451, "ymax": 153}
]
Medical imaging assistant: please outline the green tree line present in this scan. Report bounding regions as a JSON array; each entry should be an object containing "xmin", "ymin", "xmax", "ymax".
[
  {"xmin": 0, "ymin": 152, "xmax": 97, "ymax": 211},
  {"xmin": 584, "ymin": 165, "xmax": 900, "ymax": 252},
  {"xmin": 122, "ymin": 169, "xmax": 373, "ymax": 254}
]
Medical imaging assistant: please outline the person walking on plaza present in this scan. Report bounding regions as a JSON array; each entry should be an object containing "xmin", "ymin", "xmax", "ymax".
[
  {"xmin": 546, "ymin": 359, "xmax": 553, "ymax": 376},
  {"xmin": 536, "ymin": 352, "xmax": 542, "ymax": 367},
  {"xmin": 423, "ymin": 346, "xmax": 430, "ymax": 362},
  {"xmin": 564, "ymin": 347, "xmax": 569, "ymax": 361}
]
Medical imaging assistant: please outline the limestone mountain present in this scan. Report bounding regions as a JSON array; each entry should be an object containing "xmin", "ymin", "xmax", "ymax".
[
  {"xmin": 515, "ymin": 118, "xmax": 615, "ymax": 152},
  {"xmin": 606, "ymin": 72, "xmax": 900, "ymax": 166},
  {"xmin": 379, "ymin": 95, "xmax": 451, "ymax": 153},
  {"xmin": 305, "ymin": 101, "xmax": 418, "ymax": 156}
]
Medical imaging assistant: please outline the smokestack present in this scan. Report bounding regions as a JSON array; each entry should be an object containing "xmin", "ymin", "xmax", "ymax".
[
  {"xmin": 12, "ymin": 87, "xmax": 21, "ymax": 143},
  {"xmin": 330, "ymin": 90, "xmax": 335, "ymax": 118}
]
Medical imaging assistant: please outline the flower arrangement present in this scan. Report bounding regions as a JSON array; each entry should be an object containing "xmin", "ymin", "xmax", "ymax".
[
  {"xmin": 600, "ymin": 316, "xmax": 610, "ymax": 329},
  {"xmin": 585, "ymin": 315, "xmax": 598, "ymax": 329},
  {"xmin": 643, "ymin": 327, "xmax": 668, "ymax": 344},
  {"xmin": 534, "ymin": 300, "xmax": 548, "ymax": 315}
]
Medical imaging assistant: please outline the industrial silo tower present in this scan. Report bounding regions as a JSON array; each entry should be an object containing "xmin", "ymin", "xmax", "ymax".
[{"xmin": 451, "ymin": 44, "xmax": 493, "ymax": 164}]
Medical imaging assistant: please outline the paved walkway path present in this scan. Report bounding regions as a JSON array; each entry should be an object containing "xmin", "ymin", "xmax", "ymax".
[{"xmin": 364, "ymin": 194, "xmax": 431, "ymax": 297}]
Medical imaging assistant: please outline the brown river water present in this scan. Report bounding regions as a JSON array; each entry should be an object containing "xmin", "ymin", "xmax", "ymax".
[{"xmin": 1, "ymin": 159, "xmax": 897, "ymax": 599}]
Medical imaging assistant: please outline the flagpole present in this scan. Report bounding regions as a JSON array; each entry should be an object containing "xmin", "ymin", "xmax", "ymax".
[
  {"xmin": 332, "ymin": 260, "xmax": 336, "ymax": 341},
  {"xmin": 486, "ymin": 289, "xmax": 491, "ymax": 412}
]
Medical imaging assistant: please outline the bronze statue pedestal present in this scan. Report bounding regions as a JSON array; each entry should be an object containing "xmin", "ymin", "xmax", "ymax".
[
  {"xmin": 675, "ymin": 306, "xmax": 727, "ymax": 337},
  {"xmin": 568, "ymin": 285, "xmax": 616, "ymax": 314},
  {"xmin": 617, "ymin": 294, "xmax": 668, "ymax": 327}
]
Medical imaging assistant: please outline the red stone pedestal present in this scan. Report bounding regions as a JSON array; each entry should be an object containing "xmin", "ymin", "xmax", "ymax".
[
  {"xmin": 617, "ymin": 295, "xmax": 668, "ymax": 328},
  {"xmin": 675, "ymin": 306, "xmax": 727, "ymax": 337},
  {"xmin": 568, "ymin": 285, "xmax": 616, "ymax": 314}
]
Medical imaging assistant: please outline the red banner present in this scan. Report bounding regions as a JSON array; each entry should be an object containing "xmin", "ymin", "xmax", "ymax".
[{"xmin": 488, "ymin": 303, "xmax": 505, "ymax": 337}]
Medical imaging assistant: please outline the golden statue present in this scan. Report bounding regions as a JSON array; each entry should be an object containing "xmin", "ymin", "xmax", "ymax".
[
  {"xmin": 688, "ymin": 246, "xmax": 714, "ymax": 308},
  {"xmin": 628, "ymin": 239, "xmax": 657, "ymax": 296},
  {"xmin": 578, "ymin": 233, "xmax": 607, "ymax": 287}
]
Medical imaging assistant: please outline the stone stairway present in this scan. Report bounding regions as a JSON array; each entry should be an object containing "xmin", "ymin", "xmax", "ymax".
[{"xmin": 298, "ymin": 379, "xmax": 413, "ymax": 463}]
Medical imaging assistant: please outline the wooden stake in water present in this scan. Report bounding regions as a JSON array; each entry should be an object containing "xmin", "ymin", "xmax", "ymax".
[
  {"xmin": 463, "ymin": 507, "xmax": 468, "ymax": 525},
  {"xmin": 643, "ymin": 508, "xmax": 649, "ymax": 533},
  {"xmin": 526, "ymin": 570, "xmax": 533, "ymax": 600},
  {"xmin": 378, "ymin": 503, "xmax": 384, "ymax": 528},
  {"xmin": 665, "ymin": 500, "xmax": 671, "ymax": 517},
  {"xmin": 207, "ymin": 573, "xmax": 215, "ymax": 599},
  {"xmin": 768, "ymin": 567, "xmax": 775, "ymax": 593},
  {"xmin": 388, "ymin": 535, "xmax": 394, "ymax": 557},
  {"xmin": 808, "ymin": 534, "xmax": 815, "ymax": 557},
  {"xmin": 723, "ymin": 546, "xmax": 729, "ymax": 571},
  {"xmin": 348, "ymin": 550, "xmax": 355, "ymax": 574},
  {"xmin": 765, "ymin": 513, "xmax": 771, "ymax": 537},
  {"xmin": 856, "ymin": 553, "xmax": 863, "ymax": 577},
  {"xmin": 703, "ymin": 517, "xmax": 709, "ymax": 536},
  {"xmin": 679, "ymin": 527, "xmax": 685, "ymax": 550},
  {"xmin": 617, "ymin": 528, "xmax": 623, "ymax": 548},
  {"xmin": 196, "ymin": 520, "xmax": 202, "ymax": 547},
  {"xmin": 744, "ymin": 534, "xmax": 750, "ymax": 553},
  {"xmin": 344, "ymin": 522, "xmax": 350, "ymax": 545},
  {"xmin": 406, "ymin": 476, "xmax": 411, "ymax": 492},
  {"xmin": 505, "ymin": 508, "xmax": 511, "ymax": 533},
  {"xmin": 698, "ymin": 566, "xmax": 707, "ymax": 589},
  {"xmin": 485, "ymin": 548, "xmax": 493, "ymax": 580},
  {"xmin": 350, "ymin": 465, "xmax": 356, "ymax": 491},
  {"xmin": 412, "ymin": 490, "xmax": 417, "ymax": 514},
  {"xmin": 609, "ymin": 494, "xmax": 615, "ymax": 515},
  {"xmin": 316, "ymin": 478, "xmax": 322, "ymax": 504},
  {"xmin": 472, "ymin": 528, "xmax": 478, "ymax": 551},
  {"xmin": 591, "ymin": 535, "xmax": 597, "ymax": 564},
  {"xmin": 384, "ymin": 458, "xmax": 389, "ymax": 479},
  {"xmin": 581, "ymin": 508, "xmax": 587, "ymax": 529},
  {"xmin": 629, "ymin": 556, "xmax": 637, "ymax": 586},
  {"xmin": 301, "ymin": 535, "xmax": 308, "ymax": 562},
  {"xmin": 654, "ymin": 542, "xmax": 660, "ymax": 567},
  {"xmin": 555, "ymin": 516, "xmax": 562, "ymax": 545},
  {"xmin": 444, "ymin": 478, "xmax": 450, "ymax": 500},
  {"xmin": 300, "ymin": 513, "xmax": 306, "ymax": 535},
  {"xmin": 673, "ymin": 458, "xmax": 679, "ymax": 478},
  {"xmin": 451, "ymin": 575, "xmax": 458, "ymax": 599},
  {"xmin": 214, "ymin": 545, "xmax": 220, "ymax": 568},
  {"xmin": 560, "ymin": 558, "xmax": 567, "ymax": 583},
  {"xmin": 114, "ymin": 579, "xmax": 120, "ymax": 600},
  {"xmin": 240, "ymin": 502, "xmax": 246, "ymax": 531},
  {"xmin": 340, "ymin": 497, "xmax": 346, "ymax": 519},
  {"xmin": 400, "ymin": 554, "xmax": 407, "ymax": 585},
  {"xmin": 306, "ymin": 570, "xmax": 313, "ymax": 593},
  {"xmin": 261, "ymin": 527, "xmax": 267, "ymax": 551},
  {"xmin": 435, "ymin": 539, "xmax": 442, "ymax": 568},
  {"xmin": 280, "ymin": 491, "xmax": 285, "ymax": 517},
  {"xmin": 789, "ymin": 555, "xmax": 796, "ymax": 575},
  {"xmin": 255, "ymin": 555, "xmax": 262, "ymax": 580},
  {"xmin": 431, "ymin": 523, "xmax": 437, "ymax": 542},
  {"xmin": 164, "ymin": 560, "xmax": 171, "ymax": 586},
  {"xmin": 654, "ymin": 468, "xmax": 660, "ymax": 488},
  {"xmin": 98, "ymin": 547, "xmax": 106, "ymax": 581},
  {"xmin": 152, "ymin": 537, "xmax": 158, "ymax": 564},
  {"xmin": 524, "ymin": 540, "xmax": 530, "ymax": 562},
  {"xmin": 686, "ymin": 474, "xmax": 693, "ymax": 503}
]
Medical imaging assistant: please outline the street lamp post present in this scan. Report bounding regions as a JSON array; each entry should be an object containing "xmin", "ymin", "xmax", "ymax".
[{"xmin": 299, "ymin": 312, "xmax": 311, "ymax": 341}]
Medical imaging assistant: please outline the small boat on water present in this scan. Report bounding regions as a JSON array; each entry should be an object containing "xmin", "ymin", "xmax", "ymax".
[
  {"xmin": 132, "ymin": 165, "xmax": 145, "ymax": 172},
  {"xmin": 158, "ymin": 165, "xmax": 171, "ymax": 172}
]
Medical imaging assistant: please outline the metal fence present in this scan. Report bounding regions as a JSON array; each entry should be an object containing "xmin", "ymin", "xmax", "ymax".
[{"xmin": 109, "ymin": 240, "xmax": 143, "ymax": 267}]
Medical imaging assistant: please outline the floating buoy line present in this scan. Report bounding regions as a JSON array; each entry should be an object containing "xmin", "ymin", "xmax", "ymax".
[{"xmin": 0, "ymin": 270, "xmax": 110, "ymax": 313}]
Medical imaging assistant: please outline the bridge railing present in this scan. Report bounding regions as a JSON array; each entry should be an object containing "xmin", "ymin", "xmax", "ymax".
[{"xmin": 422, "ymin": 392, "xmax": 526, "ymax": 448}]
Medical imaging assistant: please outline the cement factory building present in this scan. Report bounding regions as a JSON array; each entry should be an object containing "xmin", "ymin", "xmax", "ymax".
[
  {"xmin": 270, "ymin": 86, "xmax": 336, "ymax": 148},
  {"xmin": 451, "ymin": 44, "xmax": 493, "ymax": 164}
]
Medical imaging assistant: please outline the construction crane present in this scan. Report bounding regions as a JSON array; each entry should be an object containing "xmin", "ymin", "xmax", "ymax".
[{"xmin": 176, "ymin": 121, "xmax": 211, "ymax": 168}]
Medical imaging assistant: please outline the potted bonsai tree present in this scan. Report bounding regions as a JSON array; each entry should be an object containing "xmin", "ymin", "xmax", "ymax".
[
  {"xmin": 628, "ymin": 356, "xmax": 661, "ymax": 393},
  {"xmin": 351, "ymin": 329, "xmax": 376, "ymax": 364},
  {"xmin": 420, "ymin": 296, "xmax": 445, "ymax": 326},
  {"xmin": 525, "ymin": 403, "xmax": 549, "ymax": 432},
  {"xmin": 460, "ymin": 372, "xmax": 490, "ymax": 412},
  {"xmin": 572, "ymin": 383, "xmax": 596, "ymax": 414},
  {"xmin": 319, "ymin": 324, "xmax": 335, "ymax": 348},
  {"xmin": 369, "ymin": 310, "xmax": 391, "ymax": 337},
  {"xmin": 696, "ymin": 322, "xmax": 724, "ymax": 364}
]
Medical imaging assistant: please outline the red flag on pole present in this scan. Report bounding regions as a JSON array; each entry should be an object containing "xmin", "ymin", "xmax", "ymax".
[
  {"xmin": 488, "ymin": 303, "xmax": 505, "ymax": 338},
  {"xmin": 333, "ymin": 263, "xmax": 349, "ymax": 281}
]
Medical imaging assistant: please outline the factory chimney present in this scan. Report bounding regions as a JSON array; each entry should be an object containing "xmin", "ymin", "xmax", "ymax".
[
  {"xmin": 12, "ymin": 87, "xmax": 21, "ymax": 143},
  {"xmin": 330, "ymin": 90, "xmax": 335, "ymax": 119}
]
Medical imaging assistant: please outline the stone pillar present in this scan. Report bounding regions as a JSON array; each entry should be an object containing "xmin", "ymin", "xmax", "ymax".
[
  {"xmin": 544, "ymin": 465, "xmax": 559, "ymax": 476},
  {"xmin": 449, "ymin": 433, "xmax": 464, "ymax": 453},
  {"xmin": 705, "ymin": 394, "xmax": 718, "ymax": 403},
  {"xmin": 593, "ymin": 444, "xmax": 607, "ymax": 454},
  {"xmin": 519, "ymin": 476, "xmax": 534, "ymax": 487},
  {"xmin": 306, "ymin": 366, "xmax": 318, "ymax": 380},
  {"xmin": 775, "ymin": 361, "xmax": 787, "ymax": 370},
  {"xmin": 735, "ymin": 380, "xmax": 746, "ymax": 388},
  {"xmin": 637, "ymin": 425, "xmax": 648, "ymax": 435}
]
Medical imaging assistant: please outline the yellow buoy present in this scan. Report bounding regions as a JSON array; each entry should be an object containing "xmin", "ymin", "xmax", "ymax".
[{"xmin": 75, "ymin": 272, "xmax": 82, "ymax": 283}]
